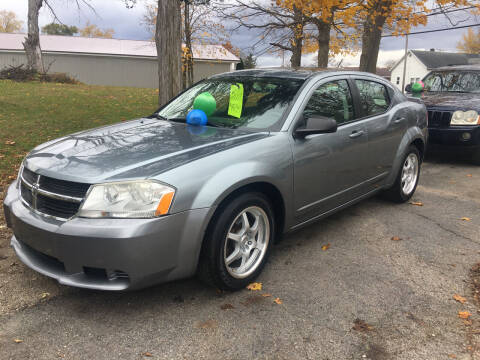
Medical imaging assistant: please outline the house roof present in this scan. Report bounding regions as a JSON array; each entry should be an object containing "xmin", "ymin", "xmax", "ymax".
[
  {"xmin": 0, "ymin": 33, "xmax": 240, "ymax": 62},
  {"xmin": 411, "ymin": 50, "xmax": 480, "ymax": 69}
]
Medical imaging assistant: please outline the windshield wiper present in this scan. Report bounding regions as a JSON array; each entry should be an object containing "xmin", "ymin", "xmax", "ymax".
[
  {"xmin": 156, "ymin": 113, "xmax": 221, "ymax": 128},
  {"xmin": 156, "ymin": 114, "xmax": 186, "ymax": 123}
]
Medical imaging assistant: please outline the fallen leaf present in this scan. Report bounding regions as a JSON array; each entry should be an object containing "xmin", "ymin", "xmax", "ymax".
[
  {"xmin": 460, "ymin": 217, "xmax": 471, "ymax": 221},
  {"xmin": 246, "ymin": 282, "xmax": 262, "ymax": 291},
  {"xmin": 14, "ymin": 339, "xmax": 23, "ymax": 343},
  {"xmin": 391, "ymin": 236, "xmax": 401, "ymax": 241},
  {"xmin": 321, "ymin": 243, "xmax": 330, "ymax": 251},
  {"xmin": 453, "ymin": 294, "xmax": 467, "ymax": 304},
  {"xmin": 448, "ymin": 354, "xmax": 457, "ymax": 359},
  {"xmin": 458, "ymin": 311, "xmax": 471, "ymax": 319},
  {"xmin": 40, "ymin": 292, "xmax": 50, "ymax": 299},
  {"xmin": 467, "ymin": 174, "xmax": 473, "ymax": 177},
  {"xmin": 262, "ymin": 293, "xmax": 272, "ymax": 297},
  {"xmin": 197, "ymin": 319, "xmax": 218, "ymax": 329},
  {"xmin": 274, "ymin": 297, "xmax": 283, "ymax": 305},
  {"xmin": 5, "ymin": 140, "xmax": 16, "ymax": 145},
  {"xmin": 352, "ymin": 319, "xmax": 374, "ymax": 332},
  {"xmin": 410, "ymin": 201, "xmax": 423, "ymax": 206},
  {"xmin": 220, "ymin": 303, "xmax": 235, "ymax": 310},
  {"xmin": 142, "ymin": 352, "xmax": 153, "ymax": 357}
]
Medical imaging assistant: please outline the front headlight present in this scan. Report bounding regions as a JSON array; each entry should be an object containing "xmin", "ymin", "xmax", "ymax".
[
  {"xmin": 451, "ymin": 110, "xmax": 479, "ymax": 125},
  {"xmin": 78, "ymin": 180, "xmax": 175, "ymax": 218}
]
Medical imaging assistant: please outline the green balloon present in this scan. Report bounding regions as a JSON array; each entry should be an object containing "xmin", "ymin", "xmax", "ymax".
[
  {"xmin": 411, "ymin": 82, "xmax": 423, "ymax": 93},
  {"xmin": 193, "ymin": 92, "xmax": 216, "ymax": 116}
]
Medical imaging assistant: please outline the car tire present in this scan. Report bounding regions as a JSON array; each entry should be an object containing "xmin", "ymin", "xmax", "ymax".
[
  {"xmin": 383, "ymin": 145, "xmax": 421, "ymax": 203},
  {"xmin": 197, "ymin": 192, "xmax": 275, "ymax": 290}
]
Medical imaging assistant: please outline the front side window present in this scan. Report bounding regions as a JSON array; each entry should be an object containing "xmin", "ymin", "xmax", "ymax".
[
  {"xmin": 157, "ymin": 77, "xmax": 304, "ymax": 130},
  {"xmin": 423, "ymin": 71, "xmax": 480, "ymax": 93},
  {"xmin": 355, "ymin": 80, "xmax": 390, "ymax": 116},
  {"xmin": 303, "ymin": 80, "xmax": 354, "ymax": 125}
]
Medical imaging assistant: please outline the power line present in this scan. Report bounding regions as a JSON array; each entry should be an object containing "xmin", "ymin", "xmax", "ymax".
[{"xmin": 382, "ymin": 22, "xmax": 480, "ymax": 37}]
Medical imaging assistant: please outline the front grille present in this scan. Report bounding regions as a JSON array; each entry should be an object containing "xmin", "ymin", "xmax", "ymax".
[
  {"xmin": 19, "ymin": 167, "xmax": 91, "ymax": 220},
  {"xmin": 39, "ymin": 176, "xmax": 91, "ymax": 198},
  {"xmin": 427, "ymin": 110, "xmax": 452, "ymax": 128}
]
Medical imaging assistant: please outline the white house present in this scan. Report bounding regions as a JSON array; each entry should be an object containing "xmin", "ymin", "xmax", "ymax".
[
  {"xmin": 390, "ymin": 49, "xmax": 480, "ymax": 90},
  {"xmin": 0, "ymin": 33, "xmax": 240, "ymax": 88}
]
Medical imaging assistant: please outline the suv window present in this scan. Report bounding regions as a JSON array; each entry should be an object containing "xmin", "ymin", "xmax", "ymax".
[
  {"xmin": 355, "ymin": 80, "xmax": 390, "ymax": 116},
  {"xmin": 303, "ymin": 80, "xmax": 354, "ymax": 124}
]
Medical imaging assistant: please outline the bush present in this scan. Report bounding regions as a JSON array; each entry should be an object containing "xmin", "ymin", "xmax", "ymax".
[{"xmin": 0, "ymin": 65, "xmax": 79, "ymax": 84}]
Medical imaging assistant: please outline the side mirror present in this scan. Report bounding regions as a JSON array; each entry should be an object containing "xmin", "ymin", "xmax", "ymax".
[
  {"xmin": 404, "ymin": 84, "xmax": 412, "ymax": 93},
  {"xmin": 295, "ymin": 116, "xmax": 337, "ymax": 137}
]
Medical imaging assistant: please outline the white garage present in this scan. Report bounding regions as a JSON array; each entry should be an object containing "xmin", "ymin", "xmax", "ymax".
[{"xmin": 0, "ymin": 33, "xmax": 240, "ymax": 88}]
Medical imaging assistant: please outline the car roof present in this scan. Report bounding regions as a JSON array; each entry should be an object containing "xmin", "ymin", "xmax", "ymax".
[
  {"xmin": 432, "ymin": 64, "xmax": 480, "ymax": 71},
  {"xmin": 211, "ymin": 68, "xmax": 389, "ymax": 82}
]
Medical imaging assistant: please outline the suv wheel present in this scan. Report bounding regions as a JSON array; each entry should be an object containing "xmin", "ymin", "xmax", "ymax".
[
  {"xmin": 198, "ymin": 192, "xmax": 275, "ymax": 290},
  {"xmin": 383, "ymin": 145, "xmax": 421, "ymax": 203}
]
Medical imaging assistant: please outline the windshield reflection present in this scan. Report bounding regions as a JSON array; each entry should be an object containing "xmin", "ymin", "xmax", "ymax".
[
  {"xmin": 157, "ymin": 77, "xmax": 304, "ymax": 131},
  {"xmin": 423, "ymin": 71, "xmax": 480, "ymax": 93}
]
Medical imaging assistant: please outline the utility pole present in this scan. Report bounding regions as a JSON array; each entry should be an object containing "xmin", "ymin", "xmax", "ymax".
[{"xmin": 401, "ymin": 33, "xmax": 408, "ymax": 94}]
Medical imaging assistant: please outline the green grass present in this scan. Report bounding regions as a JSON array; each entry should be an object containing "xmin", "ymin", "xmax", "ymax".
[{"xmin": 0, "ymin": 80, "xmax": 158, "ymax": 187}]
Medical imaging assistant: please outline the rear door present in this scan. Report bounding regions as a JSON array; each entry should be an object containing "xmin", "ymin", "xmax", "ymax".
[
  {"xmin": 292, "ymin": 77, "xmax": 370, "ymax": 223},
  {"xmin": 351, "ymin": 77, "xmax": 407, "ymax": 182}
]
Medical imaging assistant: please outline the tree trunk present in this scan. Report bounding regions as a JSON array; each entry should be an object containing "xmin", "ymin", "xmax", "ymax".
[
  {"xmin": 184, "ymin": 0, "xmax": 194, "ymax": 88},
  {"xmin": 156, "ymin": 0, "xmax": 182, "ymax": 106},
  {"xmin": 23, "ymin": 0, "xmax": 44, "ymax": 72},
  {"xmin": 290, "ymin": 5, "xmax": 304, "ymax": 68},
  {"xmin": 359, "ymin": 0, "xmax": 390, "ymax": 73},
  {"xmin": 315, "ymin": 19, "xmax": 331, "ymax": 68}
]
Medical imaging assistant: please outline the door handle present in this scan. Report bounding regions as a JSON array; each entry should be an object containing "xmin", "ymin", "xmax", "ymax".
[
  {"xmin": 349, "ymin": 130, "xmax": 364, "ymax": 139},
  {"xmin": 394, "ymin": 117, "xmax": 405, "ymax": 124}
]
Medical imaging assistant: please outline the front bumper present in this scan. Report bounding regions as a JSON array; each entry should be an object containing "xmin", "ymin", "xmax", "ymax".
[
  {"xmin": 4, "ymin": 180, "xmax": 211, "ymax": 290},
  {"xmin": 428, "ymin": 125, "xmax": 480, "ymax": 150}
]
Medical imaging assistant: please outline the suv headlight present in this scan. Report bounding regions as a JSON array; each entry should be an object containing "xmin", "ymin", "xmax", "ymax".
[
  {"xmin": 451, "ymin": 110, "xmax": 479, "ymax": 125},
  {"xmin": 78, "ymin": 180, "xmax": 175, "ymax": 218}
]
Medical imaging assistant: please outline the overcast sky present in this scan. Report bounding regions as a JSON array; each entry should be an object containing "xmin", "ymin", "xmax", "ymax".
[{"xmin": 0, "ymin": 0, "xmax": 477, "ymax": 67}]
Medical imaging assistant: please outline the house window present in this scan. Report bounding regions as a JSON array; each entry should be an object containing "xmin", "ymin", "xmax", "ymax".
[
  {"xmin": 396, "ymin": 77, "xmax": 400, "ymax": 85},
  {"xmin": 416, "ymin": 77, "xmax": 420, "ymax": 82},
  {"xmin": 410, "ymin": 77, "xmax": 415, "ymax": 84}
]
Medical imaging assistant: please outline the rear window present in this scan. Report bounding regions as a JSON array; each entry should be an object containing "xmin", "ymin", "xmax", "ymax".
[{"xmin": 355, "ymin": 80, "xmax": 390, "ymax": 116}]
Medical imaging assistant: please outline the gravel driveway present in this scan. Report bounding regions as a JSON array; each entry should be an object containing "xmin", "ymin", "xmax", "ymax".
[{"xmin": 1, "ymin": 153, "xmax": 479, "ymax": 360}]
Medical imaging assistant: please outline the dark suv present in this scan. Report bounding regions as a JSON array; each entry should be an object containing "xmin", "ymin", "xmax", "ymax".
[{"xmin": 408, "ymin": 65, "xmax": 480, "ymax": 164}]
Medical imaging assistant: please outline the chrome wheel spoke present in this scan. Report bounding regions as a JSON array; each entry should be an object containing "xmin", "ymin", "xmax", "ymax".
[
  {"xmin": 228, "ymin": 232, "xmax": 242, "ymax": 242},
  {"xmin": 241, "ymin": 212, "xmax": 250, "ymax": 231},
  {"xmin": 250, "ymin": 214, "xmax": 260, "ymax": 235},
  {"xmin": 225, "ymin": 246, "xmax": 241, "ymax": 265}
]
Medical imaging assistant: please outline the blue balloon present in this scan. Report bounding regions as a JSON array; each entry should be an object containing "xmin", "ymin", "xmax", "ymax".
[{"xmin": 186, "ymin": 109, "xmax": 207, "ymax": 126}]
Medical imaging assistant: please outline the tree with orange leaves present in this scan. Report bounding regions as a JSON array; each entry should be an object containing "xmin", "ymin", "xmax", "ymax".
[
  {"xmin": 278, "ymin": 0, "xmax": 363, "ymax": 67},
  {"xmin": 457, "ymin": 28, "xmax": 480, "ymax": 54}
]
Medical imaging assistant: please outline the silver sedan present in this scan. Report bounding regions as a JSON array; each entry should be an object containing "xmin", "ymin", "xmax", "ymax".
[{"xmin": 3, "ymin": 69, "xmax": 427, "ymax": 290}]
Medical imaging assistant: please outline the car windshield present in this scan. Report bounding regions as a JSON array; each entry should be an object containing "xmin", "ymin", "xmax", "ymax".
[
  {"xmin": 156, "ymin": 77, "xmax": 304, "ymax": 130},
  {"xmin": 423, "ymin": 70, "xmax": 480, "ymax": 93}
]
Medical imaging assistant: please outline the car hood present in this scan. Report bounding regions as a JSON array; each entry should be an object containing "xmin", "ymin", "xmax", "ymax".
[
  {"xmin": 420, "ymin": 92, "xmax": 480, "ymax": 111},
  {"xmin": 24, "ymin": 118, "xmax": 269, "ymax": 183}
]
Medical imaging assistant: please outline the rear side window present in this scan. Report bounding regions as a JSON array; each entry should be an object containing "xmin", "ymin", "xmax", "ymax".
[
  {"xmin": 303, "ymin": 80, "xmax": 354, "ymax": 125},
  {"xmin": 355, "ymin": 80, "xmax": 390, "ymax": 116}
]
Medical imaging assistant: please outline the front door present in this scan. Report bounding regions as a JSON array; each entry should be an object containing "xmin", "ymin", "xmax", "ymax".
[{"xmin": 292, "ymin": 78, "xmax": 371, "ymax": 224}]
